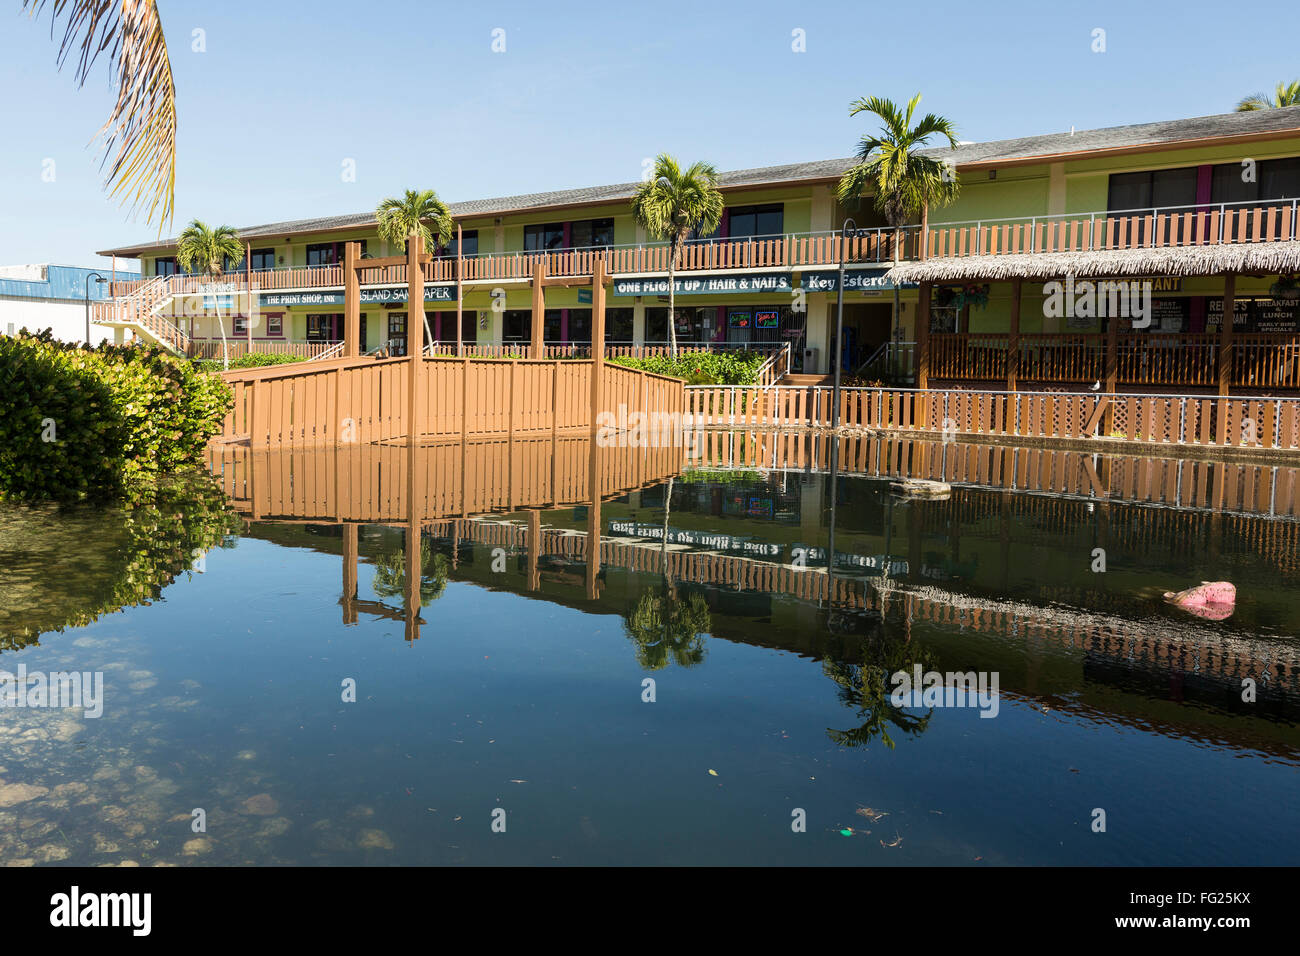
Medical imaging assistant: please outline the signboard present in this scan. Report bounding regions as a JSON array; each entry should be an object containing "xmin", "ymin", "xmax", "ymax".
[
  {"xmin": 728, "ymin": 310, "xmax": 751, "ymax": 329},
  {"xmin": 259, "ymin": 285, "xmax": 456, "ymax": 307},
  {"xmin": 577, "ymin": 288, "xmax": 592, "ymax": 304},
  {"xmin": 612, "ymin": 272, "xmax": 793, "ymax": 296},
  {"xmin": 1149, "ymin": 297, "xmax": 1190, "ymax": 332},
  {"xmin": 798, "ymin": 267, "xmax": 916, "ymax": 293},
  {"xmin": 1206, "ymin": 296, "xmax": 1297, "ymax": 332},
  {"xmin": 755, "ymin": 309, "xmax": 780, "ymax": 329}
]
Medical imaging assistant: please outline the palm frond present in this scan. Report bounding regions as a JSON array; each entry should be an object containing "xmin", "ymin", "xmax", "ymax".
[{"xmin": 27, "ymin": 0, "xmax": 177, "ymax": 230}]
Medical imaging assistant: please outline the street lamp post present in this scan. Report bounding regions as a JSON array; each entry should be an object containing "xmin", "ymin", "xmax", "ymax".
[
  {"xmin": 831, "ymin": 218, "xmax": 858, "ymax": 433},
  {"xmin": 84, "ymin": 272, "xmax": 107, "ymax": 346}
]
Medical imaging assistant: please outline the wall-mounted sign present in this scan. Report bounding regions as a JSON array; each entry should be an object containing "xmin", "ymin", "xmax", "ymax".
[
  {"xmin": 612, "ymin": 272, "xmax": 794, "ymax": 297},
  {"xmin": 798, "ymin": 267, "xmax": 916, "ymax": 292},
  {"xmin": 577, "ymin": 288, "xmax": 592, "ymax": 304},
  {"xmin": 728, "ymin": 309, "xmax": 751, "ymax": 328},
  {"xmin": 260, "ymin": 285, "xmax": 456, "ymax": 307},
  {"xmin": 755, "ymin": 309, "xmax": 780, "ymax": 329}
]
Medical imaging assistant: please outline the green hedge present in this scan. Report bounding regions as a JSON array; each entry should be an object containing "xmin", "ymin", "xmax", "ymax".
[
  {"xmin": 609, "ymin": 349, "xmax": 770, "ymax": 385},
  {"xmin": 0, "ymin": 331, "xmax": 232, "ymax": 502},
  {"xmin": 194, "ymin": 352, "xmax": 309, "ymax": 372}
]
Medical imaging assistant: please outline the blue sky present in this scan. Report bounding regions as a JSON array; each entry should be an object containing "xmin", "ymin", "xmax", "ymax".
[{"xmin": 1, "ymin": 0, "xmax": 1297, "ymax": 268}]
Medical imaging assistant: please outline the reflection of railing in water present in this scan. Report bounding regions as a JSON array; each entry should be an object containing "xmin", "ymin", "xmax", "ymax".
[
  {"xmin": 688, "ymin": 431, "xmax": 1300, "ymax": 520},
  {"xmin": 206, "ymin": 436, "xmax": 685, "ymax": 523},
  {"xmin": 420, "ymin": 516, "xmax": 1300, "ymax": 696}
]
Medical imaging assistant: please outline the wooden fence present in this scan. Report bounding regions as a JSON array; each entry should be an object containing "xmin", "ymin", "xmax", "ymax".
[
  {"xmin": 928, "ymin": 332, "xmax": 1300, "ymax": 390},
  {"xmin": 683, "ymin": 385, "xmax": 1300, "ymax": 450},
  {"xmin": 216, "ymin": 355, "xmax": 685, "ymax": 447}
]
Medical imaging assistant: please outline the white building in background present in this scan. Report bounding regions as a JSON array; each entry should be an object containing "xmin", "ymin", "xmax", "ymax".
[{"xmin": 0, "ymin": 264, "xmax": 139, "ymax": 346}]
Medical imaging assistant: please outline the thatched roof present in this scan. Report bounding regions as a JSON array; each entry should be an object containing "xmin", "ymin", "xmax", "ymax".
[{"xmin": 886, "ymin": 241, "xmax": 1300, "ymax": 283}]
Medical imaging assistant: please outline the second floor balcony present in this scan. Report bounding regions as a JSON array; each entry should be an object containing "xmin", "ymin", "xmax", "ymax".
[{"xmin": 106, "ymin": 196, "xmax": 1300, "ymax": 300}]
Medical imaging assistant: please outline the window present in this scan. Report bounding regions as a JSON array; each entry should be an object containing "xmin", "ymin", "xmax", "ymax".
[
  {"xmin": 502, "ymin": 310, "xmax": 530, "ymax": 341},
  {"xmin": 266, "ymin": 313, "xmax": 283, "ymax": 336},
  {"xmin": 249, "ymin": 248, "xmax": 275, "ymax": 271},
  {"xmin": 523, "ymin": 223, "xmax": 565, "ymax": 251},
  {"xmin": 306, "ymin": 243, "xmax": 338, "ymax": 266},
  {"xmin": 1211, "ymin": 156, "xmax": 1300, "ymax": 205},
  {"xmin": 155, "ymin": 257, "xmax": 178, "ymax": 277},
  {"xmin": 571, "ymin": 218, "xmax": 614, "ymax": 248},
  {"xmin": 606, "ymin": 308, "xmax": 634, "ymax": 341},
  {"xmin": 233, "ymin": 316, "xmax": 248, "ymax": 335},
  {"xmin": 1106, "ymin": 167, "xmax": 1198, "ymax": 213},
  {"xmin": 306, "ymin": 313, "xmax": 341, "ymax": 341},
  {"xmin": 727, "ymin": 204, "xmax": 784, "ymax": 239},
  {"xmin": 387, "ymin": 312, "xmax": 407, "ymax": 356},
  {"xmin": 444, "ymin": 230, "xmax": 478, "ymax": 257},
  {"xmin": 305, "ymin": 241, "xmax": 366, "ymax": 266}
]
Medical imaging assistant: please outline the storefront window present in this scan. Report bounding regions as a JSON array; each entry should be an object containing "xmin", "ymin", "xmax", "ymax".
[{"xmin": 523, "ymin": 224, "xmax": 565, "ymax": 251}]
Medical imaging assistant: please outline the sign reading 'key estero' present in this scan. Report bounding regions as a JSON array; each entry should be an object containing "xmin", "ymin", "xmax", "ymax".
[
  {"xmin": 259, "ymin": 286, "xmax": 457, "ymax": 306},
  {"xmin": 612, "ymin": 273, "xmax": 794, "ymax": 296}
]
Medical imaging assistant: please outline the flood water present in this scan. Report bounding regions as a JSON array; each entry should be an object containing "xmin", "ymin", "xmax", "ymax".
[{"xmin": 0, "ymin": 434, "xmax": 1297, "ymax": 866}]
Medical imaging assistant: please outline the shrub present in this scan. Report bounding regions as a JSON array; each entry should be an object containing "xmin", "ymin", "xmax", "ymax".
[
  {"xmin": 0, "ymin": 330, "xmax": 232, "ymax": 502},
  {"xmin": 609, "ymin": 349, "xmax": 769, "ymax": 385},
  {"xmin": 194, "ymin": 352, "xmax": 309, "ymax": 372}
]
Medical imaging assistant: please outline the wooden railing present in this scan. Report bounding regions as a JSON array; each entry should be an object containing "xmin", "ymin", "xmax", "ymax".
[
  {"xmin": 927, "ymin": 332, "xmax": 1300, "ymax": 389},
  {"xmin": 683, "ymin": 385, "xmax": 1300, "ymax": 450},
  {"xmin": 189, "ymin": 340, "xmax": 342, "ymax": 360},
  {"xmin": 216, "ymin": 355, "xmax": 686, "ymax": 448}
]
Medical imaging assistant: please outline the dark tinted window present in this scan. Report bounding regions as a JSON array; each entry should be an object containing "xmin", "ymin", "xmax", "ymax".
[
  {"xmin": 727, "ymin": 204, "xmax": 784, "ymax": 238},
  {"xmin": 523, "ymin": 224, "xmax": 565, "ymax": 251},
  {"xmin": 1107, "ymin": 167, "xmax": 1197, "ymax": 212},
  {"xmin": 571, "ymin": 219, "xmax": 614, "ymax": 248}
]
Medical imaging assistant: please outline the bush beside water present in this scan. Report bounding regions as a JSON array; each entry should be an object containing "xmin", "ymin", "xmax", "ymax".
[
  {"xmin": 0, "ymin": 331, "xmax": 232, "ymax": 502},
  {"xmin": 609, "ymin": 349, "xmax": 770, "ymax": 385}
]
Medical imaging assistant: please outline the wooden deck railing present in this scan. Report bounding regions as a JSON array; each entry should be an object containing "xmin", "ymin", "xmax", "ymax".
[
  {"xmin": 928, "ymin": 332, "xmax": 1300, "ymax": 389},
  {"xmin": 216, "ymin": 355, "xmax": 686, "ymax": 448},
  {"xmin": 683, "ymin": 384, "xmax": 1300, "ymax": 450},
  {"xmin": 189, "ymin": 340, "xmax": 342, "ymax": 360}
]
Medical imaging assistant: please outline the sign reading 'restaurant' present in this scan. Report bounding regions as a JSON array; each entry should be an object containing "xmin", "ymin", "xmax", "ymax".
[
  {"xmin": 259, "ymin": 286, "xmax": 456, "ymax": 306},
  {"xmin": 612, "ymin": 273, "xmax": 794, "ymax": 296}
]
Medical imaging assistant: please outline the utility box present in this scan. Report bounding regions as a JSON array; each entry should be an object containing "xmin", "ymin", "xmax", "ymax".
[{"xmin": 803, "ymin": 347, "xmax": 818, "ymax": 373}]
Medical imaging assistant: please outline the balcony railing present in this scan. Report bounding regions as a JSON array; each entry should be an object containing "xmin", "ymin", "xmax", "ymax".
[
  {"xmin": 97, "ymin": 197, "xmax": 1300, "ymax": 312},
  {"xmin": 928, "ymin": 332, "xmax": 1300, "ymax": 390}
]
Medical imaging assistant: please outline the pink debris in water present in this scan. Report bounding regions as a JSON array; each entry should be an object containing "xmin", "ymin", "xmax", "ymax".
[{"xmin": 1163, "ymin": 581, "xmax": 1236, "ymax": 620}]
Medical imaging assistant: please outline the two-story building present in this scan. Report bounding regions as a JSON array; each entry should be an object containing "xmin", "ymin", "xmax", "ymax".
[{"xmin": 95, "ymin": 105, "xmax": 1300, "ymax": 394}]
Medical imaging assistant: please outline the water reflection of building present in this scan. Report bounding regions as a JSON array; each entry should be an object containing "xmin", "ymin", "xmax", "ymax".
[{"xmin": 211, "ymin": 435, "xmax": 1300, "ymax": 760}]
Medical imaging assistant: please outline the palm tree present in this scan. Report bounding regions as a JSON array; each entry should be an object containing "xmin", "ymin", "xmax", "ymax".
[
  {"xmin": 622, "ymin": 585, "xmax": 711, "ymax": 670},
  {"xmin": 630, "ymin": 156, "xmax": 724, "ymax": 359},
  {"xmin": 376, "ymin": 189, "xmax": 455, "ymax": 354},
  {"xmin": 27, "ymin": 0, "xmax": 177, "ymax": 229},
  {"xmin": 1236, "ymin": 80, "xmax": 1300, "ymax": 111},
  {"xmin": 837, "ymin": 94, "xmax": 960, "ymax": 343},
  {"xmin": 175, "ymin": 221, "xmax": 243, "ymax": 369}
]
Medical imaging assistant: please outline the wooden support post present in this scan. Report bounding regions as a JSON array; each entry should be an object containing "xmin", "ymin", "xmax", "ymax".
[
  {"xmin": 456, "ymin": 223, "xmax": 464, "ymax": 357},
  {"xmin": 527, "ymin": 509, "xmax": 541, "ymax": 591},
  {"xmin": 1104, "ymin": 306, "xmax": 1119, "ymax": 397},
  {"xmin": 531, "ymin": 262, "xmax": 546, "ymax": 359},
  {"xmin": 919, "ymin": 203, "xmax": 929, "ymax": 260},
  {"xmin": 1217, "ymin": 272, "xmax": 1236, "ymax": 397},
  {"xmin": 591, "ymin": 257, "xmax": 607, "ymax": 434},
  {"xmin": 916, "ymin": 282, "xmax": 931, "ymax": 427},
  {"xmin": 407, "ymin": 235, "xmax": 424, "ymax": 447},
  {"xmin": 344, "ymin": 241, "xmax": 361, "ymax": 358},
  {"xmin": 586, "ymin": 443, "xmax": 602, "ymax": 601},
  {"xmin": 342, "ymin": 524, "xmax": 358, "ymax": 625},
  {"xmin": 1006, "ymin": 278, "xmax": 1021, "ymax": 432},
  {"xmin": 245, "ymin": 241, "xmax": 253, "ymax": 353}
]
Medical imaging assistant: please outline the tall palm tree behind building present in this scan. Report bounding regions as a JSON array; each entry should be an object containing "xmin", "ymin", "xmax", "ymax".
[
  {"xmin": 1236, "ymin": 81, "xmax": 1300, "ymax": 111},
  {"xmin": 176, "ymin": 221, "xmax": 243, "ymax": 369},
  {"xmin": 837, "ymin": 94, "xmax": 961, "ymax": 348},
  {"xmin": 630, "ymin": 156, "xmax": 724, "ymax": 358},
  {"xmin": 376, "ymin": 189, "xmax": 455, "ymax": 353}
]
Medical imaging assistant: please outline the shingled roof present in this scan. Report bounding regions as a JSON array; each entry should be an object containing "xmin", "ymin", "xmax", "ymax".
[{"xmin": 98, "ymin": 106, "xmax": 1300, "ymax": 257}]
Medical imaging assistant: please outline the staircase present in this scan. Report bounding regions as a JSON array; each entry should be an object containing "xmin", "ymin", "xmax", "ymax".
[{"xmin": 92, "ymin": 275, "xmax": 190, "ymax": 354}]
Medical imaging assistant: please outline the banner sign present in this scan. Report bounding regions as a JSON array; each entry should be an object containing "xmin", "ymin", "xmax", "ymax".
[
  {"xmin": 798, "ymin": 267, "xmax": 916, "ymax": 292},
  {"xmin": 259, "ymin": 285, "xmax": 456, "ymax": 307},
  {"xmin": 608, "ymin": 520, "xmax": 782, "ymax": 558},
  {"xmin": 612, "ymin": 272, "xmax": 794, "ymax": 297}
]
